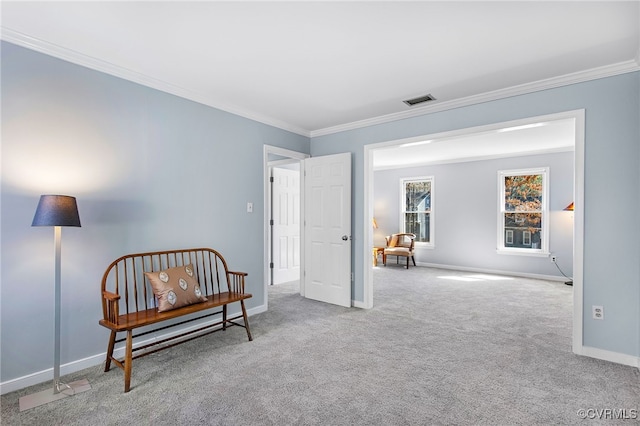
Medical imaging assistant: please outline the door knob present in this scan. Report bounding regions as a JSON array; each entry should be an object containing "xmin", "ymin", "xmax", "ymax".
[{"xmin": 342, "ymin": 235, "xmax": 349, "ymax": 241}]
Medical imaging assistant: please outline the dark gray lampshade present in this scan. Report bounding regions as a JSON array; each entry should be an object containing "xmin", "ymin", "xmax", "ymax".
[{"xmin": 32, "ymin": 195, "xmax": 81, "ymax": 227}]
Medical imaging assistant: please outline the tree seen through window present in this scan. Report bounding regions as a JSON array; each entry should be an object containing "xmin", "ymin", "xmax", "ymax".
[
  {"xmin": 503, "ymin": 174, "xmax": 543, "ymax": 249},
  {"xmin": 403, "ymin": 178, "xmax": 432, "ymax": 243}
]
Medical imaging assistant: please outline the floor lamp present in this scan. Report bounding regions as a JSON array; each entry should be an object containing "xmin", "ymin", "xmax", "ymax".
[
  {"xmin": 19, "ymin": 195, "xmax": 91, "ymax": 411},
  {"xmin": 563, "ymin": 202, "xmax": 574, "ymax": 286}
]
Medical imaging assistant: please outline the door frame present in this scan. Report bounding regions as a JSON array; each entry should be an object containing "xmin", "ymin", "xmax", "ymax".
[
  {"xmin": 263, "ymin": 145, "xmax": 309, "ymax": 308},
  {"xmin": 363, "ymin": 109, "xmax": 585, "ymax": 354}
]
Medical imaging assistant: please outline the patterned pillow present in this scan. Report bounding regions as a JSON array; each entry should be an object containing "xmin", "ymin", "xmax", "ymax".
[{"xmin": 145, "ymin": 264, "xmax": 207, "ymax": 312}]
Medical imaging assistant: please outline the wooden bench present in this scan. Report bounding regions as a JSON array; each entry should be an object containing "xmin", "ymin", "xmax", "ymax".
[{"xmin": 99, "ymin": 248, "xmax": 252, "ymax": 392}]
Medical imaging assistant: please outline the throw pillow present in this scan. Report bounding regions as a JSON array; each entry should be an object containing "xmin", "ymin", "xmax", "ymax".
[{"xmin": 145, "ymin": 264, "xmax": 207, "ymax": 312}]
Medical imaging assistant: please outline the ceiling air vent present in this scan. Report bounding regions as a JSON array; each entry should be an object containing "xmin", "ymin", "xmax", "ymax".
[{"xmin": 403, "ymin": 93, "xmax": 436, "ymax": 107}]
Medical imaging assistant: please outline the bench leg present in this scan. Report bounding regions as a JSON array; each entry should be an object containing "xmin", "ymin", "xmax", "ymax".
[
  {"xmin": 240, "ymin": 300, "xmax": 253, "ymax": 341},
  {"xmin": 104, "ymin": 330, "xmax": 116, "ymax": 372},
  {"xmin": 222, "ymin": 304, "xmax": 227, "ymax": 331},
  {"xmin": 124, "ymin": 330, "xmax": 133, "ymax": 393}
]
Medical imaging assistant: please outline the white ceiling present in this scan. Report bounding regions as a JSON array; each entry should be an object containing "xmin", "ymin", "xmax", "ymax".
[
  {"xmin": 372, "ymin": 116, "xmax": 576, "ymax": 170},
  {"xmin": 1, "ymin": 1, "xmax": 638, "ymax": 140}
]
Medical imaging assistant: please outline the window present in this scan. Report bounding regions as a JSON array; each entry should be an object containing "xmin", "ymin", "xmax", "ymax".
[
  {"xmin": 498, "ymin": 168, "xmax": 548, "ymax": 255},
  {"xmin": 401, "ymin": 177, "xmax": 433, "ymax": 246}
]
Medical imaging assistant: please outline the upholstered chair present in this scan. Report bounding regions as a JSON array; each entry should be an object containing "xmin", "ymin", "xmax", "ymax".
[{"xmin": 383, "ymin": 233, "xmax": 416, "ymax": 269}]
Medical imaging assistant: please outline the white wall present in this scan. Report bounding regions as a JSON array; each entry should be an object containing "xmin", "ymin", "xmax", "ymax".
[
  {"xmin": 0, "ymin": 42, "xmax": 310, "ymax": 386},
  {"xmin": 374, "ymin": 151, "xmax": 574, "ymax": 278}
]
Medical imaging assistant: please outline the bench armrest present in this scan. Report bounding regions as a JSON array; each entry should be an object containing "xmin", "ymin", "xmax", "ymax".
[
  {"xmin": 102, "ymin": 290, "xmax": 121, "ymax": 325},
  {"xmin": 228, "ymin": 271, "xmax": 248, "ymax": 293}
]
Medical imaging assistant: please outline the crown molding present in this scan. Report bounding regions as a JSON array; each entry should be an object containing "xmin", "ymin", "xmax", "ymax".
[
  {"xmin": 310, "ymin": 59, "xmax": 640, "ymax": 138},
  {"xmin": 3, "ymin": 27, "xmax": 638, "ymax": 141},
  {"xmin": 0, "ymin": 27, "xmax": 311, "ymax": 138}
]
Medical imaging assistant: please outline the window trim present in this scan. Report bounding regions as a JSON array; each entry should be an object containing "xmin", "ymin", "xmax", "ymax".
[
  {"xmin": 497, "ymin": 167, "xmax": 549, "ymax": 256},
  {"xmin": 400, "ymin": 176, "xmax": 434, "ymax": 248}
]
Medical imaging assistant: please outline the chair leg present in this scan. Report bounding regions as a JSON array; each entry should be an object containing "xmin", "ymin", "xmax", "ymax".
[
  {"xmin": 222, "ymin": 304, "xmax": 227, "ymax": 330},
  {"xmin": 412, "ymin": 256, "xmax": 416, "ymax": 266},
  {"xmin": 406, "ymin": 256, "xmax": 409, "ymax": 269},
  {"xmin": 104, "ymin": 330, "xmax": 116, "ymax": 372},
  {"xmin": 383, "ymin": 253, "xmax": 387, "ymax": 266},
  {"xmin": 240, "ymin": 300, "xmax": 253, "ymax": 341},
  {"xmin": 124, "ymin": 330, "xmax": 133, "ymax": 393}
]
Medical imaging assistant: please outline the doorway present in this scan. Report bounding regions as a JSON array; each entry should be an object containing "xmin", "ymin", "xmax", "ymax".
[
  {"xmin": 363, "ymin": 109, "xmax": 585, "ymax": 354},
  {"xmin": 263, "ymin": 146, "xmax": 353, "ymax": 309},
  {"xmin": 263, "ymin": 145, "xmax": 309, "ymax": 309},
  {"xmin": 270, "ymin": 163, "xmax": 301, "ymax": 286}
]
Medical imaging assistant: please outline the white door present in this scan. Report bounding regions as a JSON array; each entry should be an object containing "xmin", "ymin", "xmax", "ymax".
[
  {"xmin": 303, "ymin": 152, "xmax": 352, "ymax": 307},
  {"xmin": 272, "ymin": 167, "xmax": 301, "ymax": 284}
]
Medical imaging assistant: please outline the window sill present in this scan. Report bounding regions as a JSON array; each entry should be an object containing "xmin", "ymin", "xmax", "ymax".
[
  {"xmin": 415, "ymin": 242, "xmax": 434, "ymax": 250},
  {"xmin": 496, "ymin": 249, "xmax": 549, "ymax": 257}
]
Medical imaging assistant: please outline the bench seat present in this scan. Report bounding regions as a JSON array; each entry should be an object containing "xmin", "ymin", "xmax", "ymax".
[{"xmin": 99, "ymin": 291, "xmax": 252, "ymax": 332}]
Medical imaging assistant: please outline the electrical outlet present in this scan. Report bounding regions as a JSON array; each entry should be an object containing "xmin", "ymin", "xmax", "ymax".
[
  {"xmin": 550, "ymin": 255, "xmax": 557, "ymax": 263},
  {"xmin": 592, "ymin": 305, "xmax": 604, "ymax": 320}
]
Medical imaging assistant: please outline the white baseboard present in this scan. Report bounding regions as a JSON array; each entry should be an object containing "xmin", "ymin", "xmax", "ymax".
[
  {"xmin": 0, "ymin": 353, "xmax": 104, "ymax": 396},
  {"xmin": 416, "ymin": 261, "xmax": 567, "ymax": 282},
  {"xmin": 577, "ymin": 345, "xmax": 640, "ymax": 369},
  {"xmin": 352, "ymin": 300, "xmax": 367, "ymax": 309},
  {"xmin": 0, "ymin": 305, "xmax": 265, "ymax": 395}
]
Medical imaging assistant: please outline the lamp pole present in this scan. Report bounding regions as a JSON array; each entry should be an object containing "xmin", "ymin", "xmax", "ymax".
[{"xmin": 53, "ymin": 225, "xmax": 62, "ymax": 393}]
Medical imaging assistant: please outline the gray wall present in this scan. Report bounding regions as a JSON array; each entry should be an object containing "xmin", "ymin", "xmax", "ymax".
[
  {"xmin": 0, "ymin": 42, "xmax": 309, "ymax": 383},
  {"xmin": 311, "ymin": 71, "xmax": 639, "ymax": 358},
  {"xmin": 374, "ymin": 152, "xmax": 574, "ymax": 277}
]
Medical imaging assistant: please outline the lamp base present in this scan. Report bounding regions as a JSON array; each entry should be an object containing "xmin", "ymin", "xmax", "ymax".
[{"xmin": 19, "ymin": 379, "xmax": 91, "ymax": 411}]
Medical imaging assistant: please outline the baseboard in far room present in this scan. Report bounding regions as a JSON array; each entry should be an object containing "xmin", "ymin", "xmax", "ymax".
[
  {"xmin": 415, "ymin": 261, "xmax": 568, "ymax": 282},
  {"xmin": 0, "ymin": 304, "xmax": 267, "ymax": 395}
]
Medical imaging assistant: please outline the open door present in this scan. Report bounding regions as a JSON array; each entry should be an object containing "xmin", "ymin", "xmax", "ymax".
[
  {"xmin": 272, "ymin": 166, "xmax": 301, "ymax": 285},
  {"xmin": 303, "ymin": 152, "xmax": 352, "ymax": 307}
]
